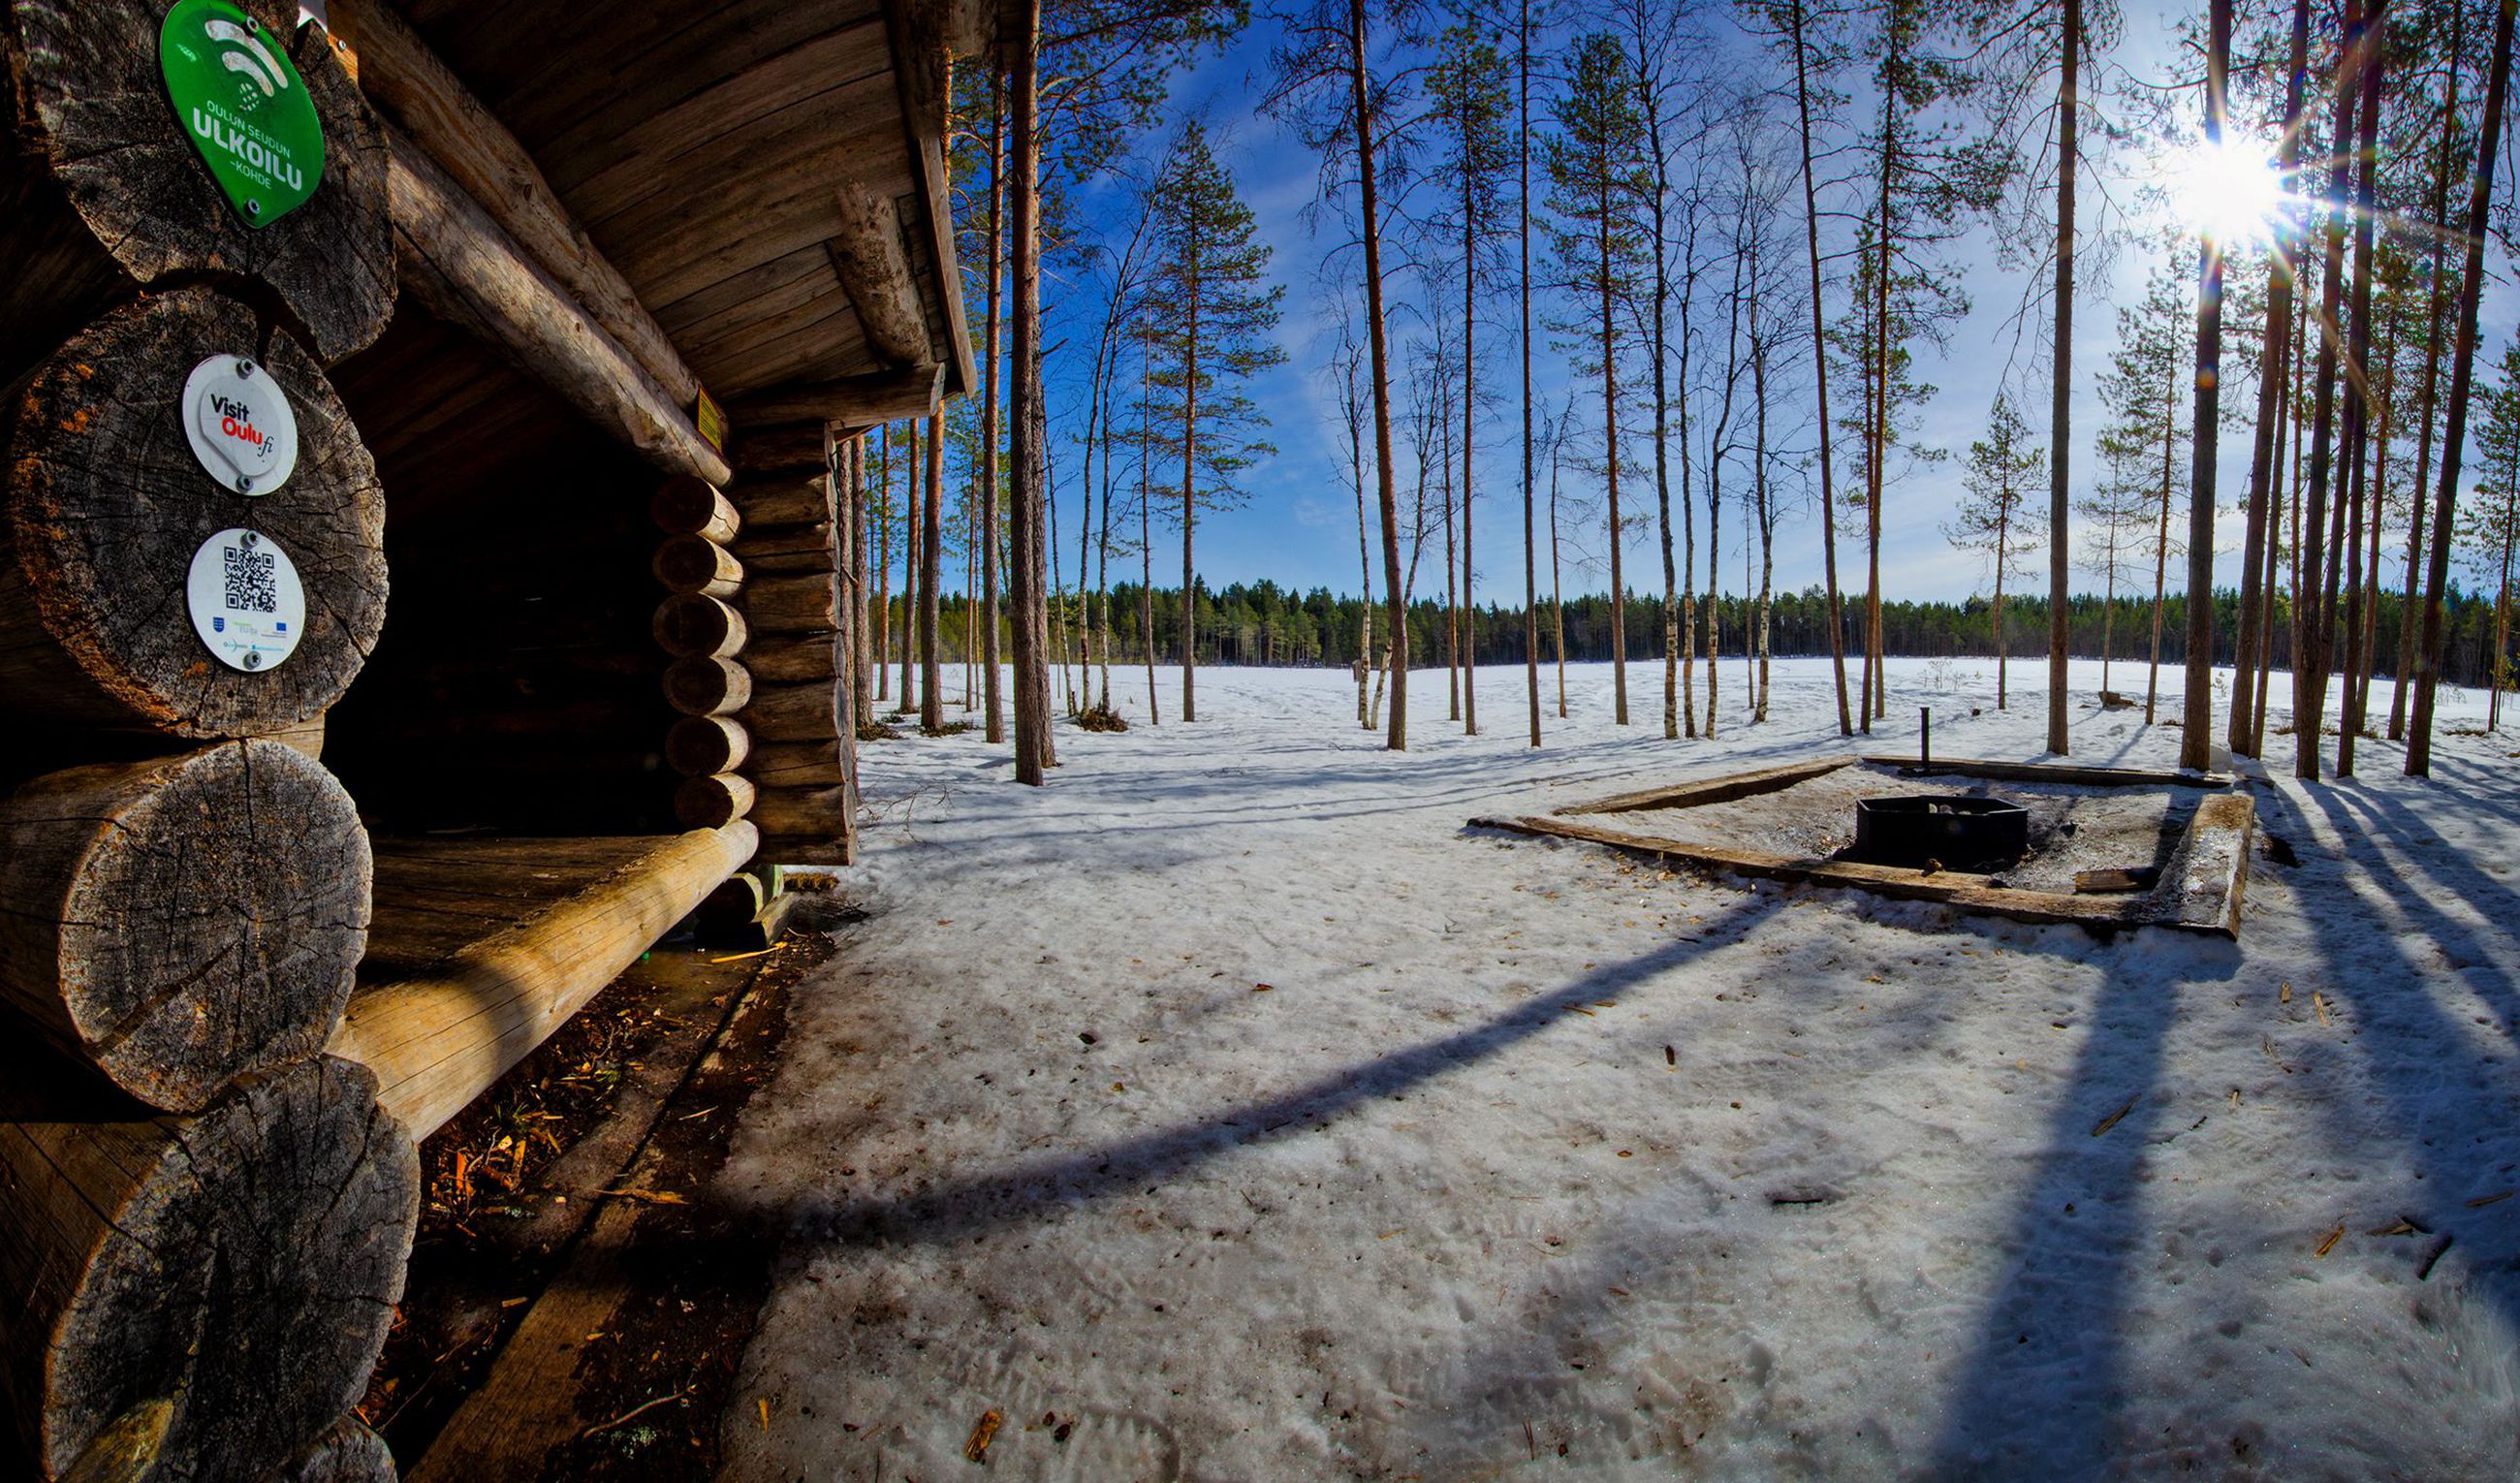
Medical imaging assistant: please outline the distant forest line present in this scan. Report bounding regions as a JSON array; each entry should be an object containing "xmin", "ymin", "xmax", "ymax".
[{"xmin": 871, "ymin": 580, "xmax": 2517, "ymax": 691}]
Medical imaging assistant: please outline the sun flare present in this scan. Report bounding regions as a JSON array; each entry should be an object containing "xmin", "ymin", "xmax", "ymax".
[{"xmin": 2166, "ymin": 136, "xmax": 2292, "ymax": 248}]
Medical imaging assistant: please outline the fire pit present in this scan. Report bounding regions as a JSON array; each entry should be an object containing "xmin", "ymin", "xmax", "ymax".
[{"xmin": 1851, "ymin": 795, "xmax": 2029, "ymax": 868}]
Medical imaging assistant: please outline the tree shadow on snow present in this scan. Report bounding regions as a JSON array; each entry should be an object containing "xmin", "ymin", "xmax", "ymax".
[
  {"xmin": 778, "ymin": 892, "xmax": 1793, "ymax": 1251},
  {"xmin": 1923, "ymin": 936, "xmax": 2238, "ymax": 1476}
]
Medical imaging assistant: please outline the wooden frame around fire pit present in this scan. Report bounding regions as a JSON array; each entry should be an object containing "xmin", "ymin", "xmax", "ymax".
[{"xmin": 1475, "ymin": 754, "xmax": 2253, "ymax": 937}]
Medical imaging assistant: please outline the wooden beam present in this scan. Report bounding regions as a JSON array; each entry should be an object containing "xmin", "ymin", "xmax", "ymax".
[
  {"xmin": 728, "ymin": 363, "xmax": 942, "ymax": 430},
  {"xmin": 327, "ymin": 0, "xmax": 703, "ymax": 410},
  {"xmin": 1857, "ymin": 755, "xmax": 2234, "ymax": 789},
  {"xmin": 328, "ymin": 824, "xmax": 757, "ymax": 1140},
  {"xmin": 385, "ymin": 123, "xmax": 732, "ymax": 486},
  {"xmin": 1476, "ymin": 792, "xmax": 2253, "ymax": 938},
  {"xmin": 1559, "ymin": 758, "xmax": 1855, "ymax": 816},
  {"xmin": 879, "ymin": 0, "xmax": 977, "ymax": 400},
  {"xmin": 829, "ymin": 181, "xmax": 934, "ymax": 368}
]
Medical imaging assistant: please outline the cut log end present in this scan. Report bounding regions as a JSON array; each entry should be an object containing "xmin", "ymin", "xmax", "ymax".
[
  {"xmin": 3, "ymin": 1056, "xmax": 418, "ymax": 1481},
  {"xmin": 3, "ymin": 0, "xmax": 394, "ymax": 364},
  {"xmin": 2, "ymin": 287, "xmax": 387, "ymax": 739},
  {"xmin": 665, "ymin": 714, "xmax": 750, "ymax": 777},
  {"xmin": 651, "ymin": 592, "xmax": 747, "ymax": 659},
  {"xmin": 674, "ymin": 771, "xmax": 756, "ymax": 829},
  {"xmin": 1, "ymin": 741, "xmax": 371, "ymax": 1112}
]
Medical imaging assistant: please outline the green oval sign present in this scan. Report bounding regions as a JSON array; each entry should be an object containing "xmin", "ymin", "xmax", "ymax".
[{"xmin": 158, "ymin": 0, "xmax": 324, "ymax": 229}]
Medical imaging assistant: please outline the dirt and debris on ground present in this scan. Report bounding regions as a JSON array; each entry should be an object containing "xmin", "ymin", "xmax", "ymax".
[{"xmin": 358, "ymin": 900, "xmax": 849, "ymax": 1480}]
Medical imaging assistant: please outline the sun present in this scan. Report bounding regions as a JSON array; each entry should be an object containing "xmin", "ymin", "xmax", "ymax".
[{"xmin": 2165, "ymin": 136, "xmax": 2292, "ymax": 249}]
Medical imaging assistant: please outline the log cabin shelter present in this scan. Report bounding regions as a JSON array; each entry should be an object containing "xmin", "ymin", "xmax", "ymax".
[
  {"xmin": 322, "ymin": 0, "xmax": 981, "ymax": 1137},
  {"xmin": 330, "ymin": 0, "xmax": 987, "ymax": 1134},
  {"xmin": 0, "ymin": 2, "xmax": 977, "ymax": 1472},
  {"xmin": 0, "ymin": 0, "xmax": 977, "ymax": 1138}
]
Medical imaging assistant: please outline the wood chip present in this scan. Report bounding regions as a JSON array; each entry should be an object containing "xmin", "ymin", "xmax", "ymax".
[
  {"xmin": 2313, "ymin": 993, "xmax": 2331, "ymax": 1026},
  {"xmin": 598, "ymin": 1185, "xmax": 687, "ymax": 1205},
  {"xmin": 2281, "ymin": 982, "xmax": 2292, "ymax": 1004},
  {"xmin": 2092, "ymin": 1097, "xmax": 2138, "ymax": 1137},
  {"xmin": 964, "ymin": 1408, "xmax": 1003, "ymax": 1463},
  {"xmin": 2465, "ymin": 1189, "xmax": 2514, "ymax": 1209},
  {"xmin": 2315, "ymin": 1225, "xmax": 2345, "ymax": 1257}
]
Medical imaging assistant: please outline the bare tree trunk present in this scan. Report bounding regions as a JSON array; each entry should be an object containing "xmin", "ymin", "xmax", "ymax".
[
  {"xmin": 1866, "ymin": 66, "xmax": 1896, "ymax": 733},
  {"xmin": 1008, "ymin": 2, "xmax": 1053, "ymax": 780},
  {"xmin": 2181, "ymin": 0, "xmax": 2231, "ymax": 768},
  {"xmin": 2493, "ymin": 518, "xmax": 2516, "ymax": 729},
  {"xmin": 2296, "ymin": 0, "xmax": 2367, "ymax": 778},
  {"xmin": 921, "ymin": 407, "xmax": 945, "ymax": 734},
  {"xmin": 2146, "ymin": 403, "xmax": 2174, "ymax": 726},
  {"xmin": 2412, "ymin": 0, "xmax": 2517, "ymax": 773},
  {"xmin": 1753, "ymin": 326, "xmax": 1774, "ymax": 721},
  {"xmin": 2256, "ymin": 347, "xmax": 2289, "ymax": 743},
  {"xmin": 1995, "ymin": 543, "xmax": 2009, "ymax": 709},
  {"xmin": 1352, "ymin": 369, "xmax": 1374, "ymax": 730},
  {"xmin": 1551, "ymin": 435, "xmax": 1568, "ymax": 715},
  {"xmin": 1791, "ymin": 0, "xmax": 1852, "ymax": 736},
  {"xmin": 2337, "ymin": 7, "xmax": 2387, "ymax": 776},
  {"xmin": 874, "ymin": 426, "xmax": 894, "ymax": 704},
  {"xmin": 900, "ymin": 422, "xmax": 919, "ymax": 710},
  {"xmin": 1050, "ymin": 435, "xmax": 1074, "ymax": 713},
  {"xmin": 2047, "ymin": 0, "xmax": 2081, "ymax": 753},
  {"xmin": 981, "ymin": 74, "xmax": 1006, "ymax": 740},
  {"xmin": 965, "ymin": 484, "xmax": 978, "ymax": 710},
  {"xmin": 2232, "ymin": 0, "xmax": 2312, "ymax": 757},
  {"xmin": 1599, "ymin": 221, "xmax": 1629, "ymax": 726},
  {"xmin": 1522, "ymin": 0, "xmax": 1542, "ymax": 747},
  {"xmin": 1461, "ymin": 162, "xmax": 1479, "ymax": 737},
  {"xmin": 850, "ymin": 435, "xmax": 872, "ymax": 726},
  {"xmin": 1351, "ymin": 0, "xmax": 1408, "ymax": 749},
  {"xmin": 1443, "ymin": 420, "xmax": 1460, "ymax": 720},
  {"xmin": 1141, "ymin": 343, "xmax": 1162, "ymax": 727},
  {"xmin": 2392, "ymin": 13, "xmax": 2459, "ymax": 740},
  {"xmin": 1647, "ymin": 63, "xmax": 1681, "ymax": 743},
  {"xmin": 1181, "ymin": 283, "xmax": 1202, "ymax": 723}
]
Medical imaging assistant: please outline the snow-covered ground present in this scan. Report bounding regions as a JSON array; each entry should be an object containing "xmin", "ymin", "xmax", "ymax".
[{"xmin": 715, "ymin": 656, "xmax": 2520, "ymax": 1481}]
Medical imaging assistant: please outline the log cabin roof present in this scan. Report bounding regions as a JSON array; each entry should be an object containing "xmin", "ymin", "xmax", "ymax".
[{"xmin": 374, "ymin": 0, "xmax": 972, "ymax": 415}]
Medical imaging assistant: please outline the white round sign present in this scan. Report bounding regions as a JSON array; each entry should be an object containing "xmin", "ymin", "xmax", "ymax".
[
  {"xmin": 180, "ymin": 355, "xmax": 299, "ymax": 495},
  {"xmin": 186, "ymin": 528, "xmax": 305, "ymax": 672}
]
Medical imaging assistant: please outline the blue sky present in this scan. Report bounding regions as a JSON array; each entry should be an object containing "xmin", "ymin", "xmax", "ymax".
[{"xmin": 1026, "ymin": 0, "xmax": 2517, "ymax": 608}]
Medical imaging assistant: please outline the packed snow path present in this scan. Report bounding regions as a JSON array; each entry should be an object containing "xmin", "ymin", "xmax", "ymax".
[{"xmin": 717, "ymin": 659, "xmax": 2520, "ymax": 1481}]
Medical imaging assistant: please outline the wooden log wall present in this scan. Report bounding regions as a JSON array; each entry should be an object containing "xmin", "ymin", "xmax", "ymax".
[
  {"xmin": 0, "ymin": 1057, "xmax": 417, "ymax": 1482},
  {"xmin": 0, "ymin": 0, "xmax": 393, "ymax": 379},
  {"xmin": 651, "ymin": 448, "xmax": 860, "ymax": 868},
  {"xmin": 0, "ymin": 289, "xmax": 388, "ymax": 744},
  {"xmin": 0, "ymin": 5, "xmax": 413, "ymax": 1476}
]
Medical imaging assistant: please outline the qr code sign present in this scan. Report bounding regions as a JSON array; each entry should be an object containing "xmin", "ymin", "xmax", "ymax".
[{"xmin": 223, "ymin": 545, "xmax": 278, "ymax": 614}]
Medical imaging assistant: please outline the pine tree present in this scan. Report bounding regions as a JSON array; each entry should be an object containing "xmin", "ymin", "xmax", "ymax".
[
  {"xmin": 1426, "ymin": 18, "xmax": 1512, "ymax": 737},
  {"xmin": 2079, "ymin": 433, "xmax": 2156, "ymax": 694},
  {"xmin": 1850, "ymin": 0, "xmax": 2008, "ymax": 729},
  {"xmin": 1946, "ymin": 393, "xmax": 2046, "ymax": 709},
  {"xmin": 2410, "ymin": 0, "xmax": 2517, "ymax": 773},
  {"xmin": 2464, "ymin": 338, "xmax": 2520, "ymax": 729},
  {"xmin": 2095, "ymin": 257, "xmax": 2190, "ymax": 725},
  {"xmin": 1144, "ymin": 120, "xmax": 1287, "ymax": 724},
  {"xmin": 1547, "ymin": 31, "xmax": 1654, "ymax": 727}
]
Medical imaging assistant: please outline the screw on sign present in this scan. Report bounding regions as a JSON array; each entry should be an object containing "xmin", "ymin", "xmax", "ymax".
[
  {"xmin": 181, "ymin": 355, "xmax": 300, "ymax": 494},
  {"xmin": 157, "ymin": 0, "xmax": 327, "ymax": 229}
]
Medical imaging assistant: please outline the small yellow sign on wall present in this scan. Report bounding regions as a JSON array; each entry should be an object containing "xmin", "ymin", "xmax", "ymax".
[{"xmin": 694, "ymin": 388, "xmax": 726, "ymax": 456}]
